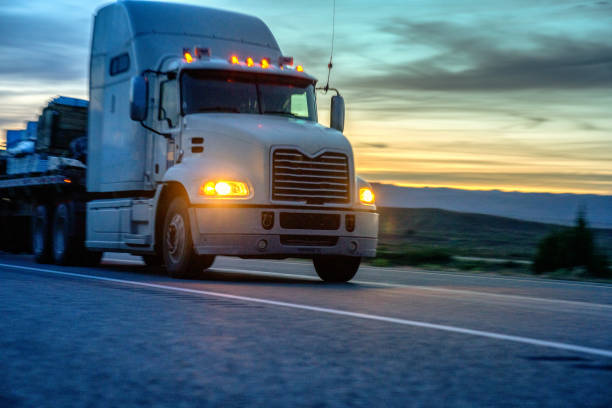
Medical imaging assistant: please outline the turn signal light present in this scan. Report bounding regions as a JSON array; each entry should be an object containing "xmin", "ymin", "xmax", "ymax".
[
  {"xmin": 246, "ymin": 57, "xmax": 254, "ymax": 67},
  {"xmin": 230, "ymin": 55, "xmax": 239, "ymax": 64},
  {"xmin": 261, "ymin": 58, "xmax": 270, "ymax": 69},
  {"xmin": 296, "ymin": 65, "xmax": 304, "ymax": 72},
  {"xmin": 359, "ymin": 188, "xmax": 375, "ymax": 205},
  {"xmin": 184, "ymin": 52, "xmax": 193, "ymax": 63},
  {"xmin": 200, "ymin": 180, "xmax": 249, "ymax": 197}
]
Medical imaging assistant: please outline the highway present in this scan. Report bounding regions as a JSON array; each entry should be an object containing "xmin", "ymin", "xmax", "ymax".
[{"xmin": 1, "ymin": 253, "xmax": 611, "ymax": 407}]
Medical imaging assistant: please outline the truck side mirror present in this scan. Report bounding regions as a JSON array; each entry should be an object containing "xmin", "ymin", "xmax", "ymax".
[
  {"xmin": 130, "ymin": 75, "xmax": 148, "ymax": 121},
  {"xmin": 330, "ymin": 95, "xmax": 345, "ymax": 133}
]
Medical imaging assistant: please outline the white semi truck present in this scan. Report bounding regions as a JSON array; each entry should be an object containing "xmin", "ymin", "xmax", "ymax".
[{"xmin": 0, "ymin": 1, "xmax": 378, "ymax": 282}]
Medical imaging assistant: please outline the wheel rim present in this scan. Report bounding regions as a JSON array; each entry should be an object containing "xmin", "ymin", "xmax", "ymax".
[{"xmin": 166, "ymin": 213, "xmax": 185, "ymax": 264}]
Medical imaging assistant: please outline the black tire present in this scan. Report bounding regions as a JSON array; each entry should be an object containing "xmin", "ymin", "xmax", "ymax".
[
  {"xmin": 32, "ymin": 204, "xmax": 53, "ymax": 263},
  {"xmin": 52, "ymin": 202, "xmax": 78, "ymax": 265},
  {"xmin": 313, "ymin": 255, "xmax": 361, "ymax": 282},
  {"xmin": 162, "ymin": 197, "xmax": 213, "ymax": 279}
]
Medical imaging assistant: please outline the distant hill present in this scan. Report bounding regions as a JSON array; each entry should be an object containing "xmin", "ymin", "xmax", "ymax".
[
  {"xmin": 371, "ymin": 183, "xmax": 612, "ymax": 229},
  {"xmin": 377, "ymin": 207, "xmax": 612, "ymax": 260}
]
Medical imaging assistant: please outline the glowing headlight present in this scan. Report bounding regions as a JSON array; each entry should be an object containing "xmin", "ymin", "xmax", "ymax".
[
  {"xmin": 200, "ymin": 180, "xmax": 249, "ymax": 197},
  {"xmin": 359, "ymin": 187, "xmax": 375, "ymax": 205}
]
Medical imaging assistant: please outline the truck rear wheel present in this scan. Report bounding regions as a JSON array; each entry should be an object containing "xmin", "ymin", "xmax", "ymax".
[
  {"xmin": 52, "ymin": 202, "xmax": 77, "ymax": 265},
  {"xmin": 162, "ymin": 197, "xmax": 214, "ymax": 279},
  {"xmin": 313, "ymin": 255, "xmax": 361, "ymax": 282},
  {"xmin": 32, "ymin": 204, "xmax": 53, "ymax": 263}
]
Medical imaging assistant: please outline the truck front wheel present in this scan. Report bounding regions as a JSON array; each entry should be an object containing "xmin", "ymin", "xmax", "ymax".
[
  {"xmin": 313, "ymin": 255, "xmax": 361, "ymax": 282},
  {"xmin": 32, "ymin": 204, "xmax": 53, "ymax": 263},
  {"xmin": 162, "ymin": 197, "xmax": 215, "ymax": 279}
]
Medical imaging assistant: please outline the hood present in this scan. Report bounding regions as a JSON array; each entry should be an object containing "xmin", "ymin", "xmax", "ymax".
[{"xmin": 183, "ymin": 113, "xmax": 352, "ymax": 156}]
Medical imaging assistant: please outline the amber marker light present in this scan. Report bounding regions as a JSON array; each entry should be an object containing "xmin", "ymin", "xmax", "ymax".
[
  {"xmin": 359, "ymin": 187, "xmax": 375, "ymax": 205},
  {"xmin": 246, "ymin": 57, "xmax": 254, "ymax": 67},
  {"xmin": 200, "ymin": 180, "xmax": 249, "ymax": 197},
  {"xmin": 296, "ymin": 65, "xmax": 304, "ymax": 72},
  {"xmin": 261, "ymin": 58, "xmax": 270, "ymax": 69},
  {"xmin": 63, "ymin": 178, "xmax": 72, "ymax": 184},
  {"xmin": 184, "ymin": 52, "xmax": 193, "ymax": 63},
  {"xmin": 230, "ymin": 55, "xmax": 239, "ymax": 64}
]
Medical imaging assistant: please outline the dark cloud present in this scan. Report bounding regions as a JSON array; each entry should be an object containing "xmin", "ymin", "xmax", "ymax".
[
  {"xmin": 356, "ymin": 142, "xmax": 389, "ymax": 149},
  {"xmin": 341, "ymin": 19, "xmax": 612, "ymax": 92},
  {"xmin": 0, "ymin": 11, "xmax": 89, "ymax": 82}
]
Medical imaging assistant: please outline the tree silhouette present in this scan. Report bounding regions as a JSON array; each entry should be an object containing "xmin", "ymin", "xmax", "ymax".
[{"xmin": 533, "ymin": 208, "xmax": 609, "ymax": 277}]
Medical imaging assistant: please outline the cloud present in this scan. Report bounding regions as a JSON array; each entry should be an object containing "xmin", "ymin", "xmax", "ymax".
[
  {"xmin": 357, "ymin": 170, "xmax": 612, "ymax": 191},
  {"xmin": 356, "ymin": 142, "xmax": 389, "ymax": 149},
  {"xmin": 341, "ymin": 19, "xmax": 612, "ymax": 92},
  {"xmin": 0, "ymin": 10, "xmax": 89, "ymax": 82}
]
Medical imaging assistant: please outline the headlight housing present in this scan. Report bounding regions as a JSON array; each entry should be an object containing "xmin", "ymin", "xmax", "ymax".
[
  {"xmin": 200, "ymin": 180, "xmax": 249, "ymax": 197},
  {"xmin": 359, "ymin": 187, "xmax": 375, "ymax": 205}
]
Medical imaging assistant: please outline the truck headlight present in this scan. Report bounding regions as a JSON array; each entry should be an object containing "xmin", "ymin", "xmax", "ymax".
[
  {"xmin": 200, "ymin": 180, "xmax": 249, "ymax": 197},
  {"xmin": 359, "ymin": 187, "xmax": 375, "ymax": 205}
]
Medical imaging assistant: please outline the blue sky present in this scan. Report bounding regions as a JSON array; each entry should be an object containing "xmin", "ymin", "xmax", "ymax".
[{"xmin": 1, "ymin": 0, "xmax": 611, "ymax": 194}]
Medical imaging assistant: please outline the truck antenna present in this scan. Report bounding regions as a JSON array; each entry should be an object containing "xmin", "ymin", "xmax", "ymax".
[{"xmin": 323, "ymin": 0, "xmax": 336, "ymax": 93}]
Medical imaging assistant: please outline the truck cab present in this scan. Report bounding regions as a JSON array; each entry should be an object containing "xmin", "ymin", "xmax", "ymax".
[{"xmin": 84, "ymin": 1, "xmax": 378, "ymax": 281}]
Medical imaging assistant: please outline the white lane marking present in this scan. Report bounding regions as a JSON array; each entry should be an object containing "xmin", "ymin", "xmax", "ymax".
[
  {"xmin": 104, "ymin": 256, "xmax": 612, "ymax": 289},
  {"xmin": 2, "ymin": 262, "xmax": 612, "ymax": 358},
  {"xmin": 223, "ymin": 258, "xmax": 612, "ymax": 289},
  {"xmin": 103, "ymin": 258, "xmax": 612, "ymax": 310}
]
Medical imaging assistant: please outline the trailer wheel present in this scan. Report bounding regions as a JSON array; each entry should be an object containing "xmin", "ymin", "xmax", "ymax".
[
  {"xmin": 32, "ymin": 204, "xmax": 53, "ymax": 263},
  {"xmin": 162, "ymin": 197, "xmax": 212, "ymax": 279},
  {"xmin": 313, "ymin": 255, "xmax": 361, "ymax": 282},
  {"xmin": 52, "ymin": 202, "xmax": 78, "ymax": 265}
]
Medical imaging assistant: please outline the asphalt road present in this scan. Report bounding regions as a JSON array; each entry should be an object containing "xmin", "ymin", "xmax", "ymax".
[{"xmin": 1, "ymin": 252, "xmax": 611, "ymax": 407}]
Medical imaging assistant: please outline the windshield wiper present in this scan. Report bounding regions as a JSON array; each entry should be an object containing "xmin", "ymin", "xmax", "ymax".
[
  {"xmin": 196, "ymin": 107, "xmax": 240, "ymax": 113},
  {"xmin": 263, "ymin": 111, "xmax": 301, "ymax": 119}
]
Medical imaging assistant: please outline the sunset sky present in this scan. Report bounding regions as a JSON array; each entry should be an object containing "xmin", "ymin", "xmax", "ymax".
[{"xmin": 1, "ymin": 0, "xmax": 610, "ymax": 194}]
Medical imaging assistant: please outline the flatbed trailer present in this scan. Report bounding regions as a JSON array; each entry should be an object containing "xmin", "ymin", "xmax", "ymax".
[{"xmin": 0, "ymin": 167, "xmax": 89, "ymax": 257}]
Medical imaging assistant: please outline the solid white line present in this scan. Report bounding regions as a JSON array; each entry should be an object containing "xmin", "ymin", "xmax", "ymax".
[
  {"xmin": 104, "ymin": 258, "xmax": 612, "ymax": 310},
  {"xmin": 103, "ymin": 257, "xmax": 612, "ymax": 310},
  {"xmin": 216, "ymin": 258, "xmax": 612, "ymax": 289},
  {"xmin": 104, "ymin": 256, "xmax": 612, "ymax": 289},
  {"xmin": 2, "ymin": 262, "xmax": 612, "ymax": 358}
]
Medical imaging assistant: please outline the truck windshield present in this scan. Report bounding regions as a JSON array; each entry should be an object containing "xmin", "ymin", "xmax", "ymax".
[{"xmin": 181, "ymin": 70, "xmax": 317, "ymax": 121}]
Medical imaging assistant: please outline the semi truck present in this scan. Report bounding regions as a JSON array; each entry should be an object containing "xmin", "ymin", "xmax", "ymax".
[{"xmin": 0, "ymin": 0, "xmax": 378, "ymax": 282}]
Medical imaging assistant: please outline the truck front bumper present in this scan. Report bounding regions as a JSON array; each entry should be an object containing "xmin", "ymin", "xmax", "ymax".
[{"xmin": 189, "ymin": 206, "xmax": 378, "ymax": 257}]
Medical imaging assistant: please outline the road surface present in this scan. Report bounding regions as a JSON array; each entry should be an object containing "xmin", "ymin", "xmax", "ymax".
[{"xmin": 1, "ymin": 252, "xmax": 611, "ymax": 407}]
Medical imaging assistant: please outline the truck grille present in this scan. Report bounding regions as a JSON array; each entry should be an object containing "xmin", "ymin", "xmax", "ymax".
[{"xmin": 272, "ymin": 149, "xmax": 350, "ymax": 204}]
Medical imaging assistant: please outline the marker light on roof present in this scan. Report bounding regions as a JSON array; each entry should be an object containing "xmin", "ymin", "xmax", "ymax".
[
  {"xmin": 230, "ymin": 55, "xmax": 239, "ymax": 64},
  {"xmin": 261, "ymin": 58, "xmax": 270, "ymax": 69},
  {"xmin": 246, "ymin": 57, "xmax": 254, "ymax": 67},
  {"xmin": 296, "ymin": 65, "xmax": 304, "ymax": 72}
]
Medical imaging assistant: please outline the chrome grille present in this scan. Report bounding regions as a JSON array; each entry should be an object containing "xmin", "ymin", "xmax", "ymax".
[{"xmin": 272, "ymin": 149, "xmax": 350, "ymax": 204}]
